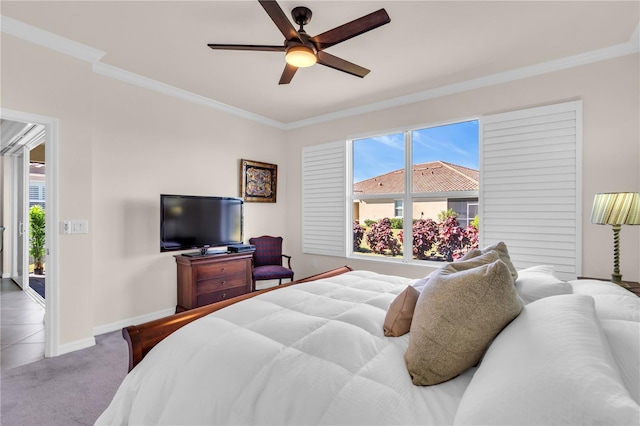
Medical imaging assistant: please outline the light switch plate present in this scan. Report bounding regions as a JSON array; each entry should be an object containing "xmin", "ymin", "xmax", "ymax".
[
  {"xmin": 71, "ymin": 220, "xmax": 89, "ymax": 234},
  {"xmin": 60, "ymin": 221, "xmax": 71, "ymax": 235}
]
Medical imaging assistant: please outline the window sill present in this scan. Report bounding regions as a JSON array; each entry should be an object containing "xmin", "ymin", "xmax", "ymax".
[{"xmin": 349, "ymin": 253, "xmax": 450, "ymax": 269}]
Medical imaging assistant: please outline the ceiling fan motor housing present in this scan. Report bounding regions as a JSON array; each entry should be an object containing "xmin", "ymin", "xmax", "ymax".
[{"xmin": 291, "ymin": 6, "xmax": 312, "ymax": 28}]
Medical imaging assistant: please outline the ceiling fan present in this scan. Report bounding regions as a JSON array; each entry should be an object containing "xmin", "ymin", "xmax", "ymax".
[{"xmin": 207, "ymin": 0, "xmax": 390, "ymax": 84}]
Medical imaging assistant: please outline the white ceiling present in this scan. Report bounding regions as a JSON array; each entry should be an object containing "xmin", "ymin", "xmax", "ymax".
[{"xmin": 2, "ymin": 1, "xmax": 639, "ymax": 127}]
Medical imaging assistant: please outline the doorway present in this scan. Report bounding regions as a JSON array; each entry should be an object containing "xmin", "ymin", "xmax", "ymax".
[
  {"xmin": 1, "ymin": 109, "xmax": 60, "ymax": 357},
  {"xmin": 3, "ymin": 125, "xmax": 45, "ymax": 300}
]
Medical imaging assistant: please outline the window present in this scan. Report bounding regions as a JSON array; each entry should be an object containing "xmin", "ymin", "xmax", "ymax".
[
  {"xmin": 302, "ymin": 101, "xmax": 581, "ymax": 280},
  {"xmin": 394, "ymin": 200, "xmax": 403, "ymax": 217},
  {"xmin": 448, "ymin": 199, "xmax": 478, "ymax": 227},
  {"xmin": 29, "ymin": 181, "xmax": 45, "ymax": 209},
  {"xmin": 352, "ymin": 120, "xmax": 479, "ymax": 262}
]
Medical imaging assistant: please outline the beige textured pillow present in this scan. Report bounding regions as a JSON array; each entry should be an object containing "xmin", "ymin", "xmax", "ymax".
[
  {"xmin": 405, "ymin": 259, "xmax": 523, "ymax": 386},
  {"xmin": 461, "ymin": 241, "xmax": 518, "ymax": 281},
  {"xmin": 384, "ymin": 286, "xmax": 420, "ymax": 337}
]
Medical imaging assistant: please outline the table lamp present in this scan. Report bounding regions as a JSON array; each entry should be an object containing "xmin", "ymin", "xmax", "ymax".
[{"xmin": 590, "ymin": 192, "xmax": 640, "ymax": 286}]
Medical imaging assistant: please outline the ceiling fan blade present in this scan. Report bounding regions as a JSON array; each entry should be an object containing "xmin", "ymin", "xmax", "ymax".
[
  {"xmin": 279, "ymin": 63, "xmax": 298, "ymax": 85},
  {"xmin": 311, "ymin": 9, "xmax": 390, "ymax": 50},
  {"xmin": 258, "ymin": 0, "xmax": 301, "ymax": 42},
  {"xmin": 316, "ymin": 51, "xmax": 370, "ymax": 78},
  {"xmin": 208, "ymin": 44, "xmax": 285, "ymax": 52}
]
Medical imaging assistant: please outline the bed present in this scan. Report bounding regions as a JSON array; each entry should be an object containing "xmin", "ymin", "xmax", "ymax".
[{"xmin": 97, "ymin": 252, "xmax": 640, "ymax": 425}]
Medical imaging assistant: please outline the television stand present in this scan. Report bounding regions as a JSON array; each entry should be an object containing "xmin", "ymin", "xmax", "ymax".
[{"xmin": 174, "ymin": 251, "xmax": 253, "ymax": 312}]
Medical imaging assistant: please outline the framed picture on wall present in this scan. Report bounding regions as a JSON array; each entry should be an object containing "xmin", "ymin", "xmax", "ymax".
[{"xmin": 240, "ymin": 159, "xmax": 277, "ymax": 203}]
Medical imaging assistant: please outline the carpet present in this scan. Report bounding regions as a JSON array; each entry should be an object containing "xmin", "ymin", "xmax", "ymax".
[
  {"xmin": 0, "ymin": 331, "xmax": 128, "ymax": 425},
  {"xmin": 29, "ymin": 276, "xmax": 45, "ymax": 299}
]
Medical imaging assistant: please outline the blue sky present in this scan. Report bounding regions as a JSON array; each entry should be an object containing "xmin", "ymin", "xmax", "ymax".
[{"xmin": 353, "ymin": 120, "xmax": 479, "ymax": 182}]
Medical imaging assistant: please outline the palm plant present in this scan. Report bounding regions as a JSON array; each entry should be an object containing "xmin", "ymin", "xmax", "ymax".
[{"xmin": 29, "ymin": 205, "xmax": 46, "ymax": 275}]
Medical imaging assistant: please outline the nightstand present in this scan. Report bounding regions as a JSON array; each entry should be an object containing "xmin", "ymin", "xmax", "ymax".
[{"xmin": 623, "ymin": 281, "xmax": 640, "ymax": 297}]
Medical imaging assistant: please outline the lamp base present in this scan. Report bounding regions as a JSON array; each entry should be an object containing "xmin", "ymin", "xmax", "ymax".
[{"xmin": 611, "ymin": 273, "xmax": 630, "ymax": 288}]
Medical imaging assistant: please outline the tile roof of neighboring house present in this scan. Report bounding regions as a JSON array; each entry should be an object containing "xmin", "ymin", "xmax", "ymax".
[{"xmin": 353, "ymin": 161, "xmax": 479, "ymax": 195}]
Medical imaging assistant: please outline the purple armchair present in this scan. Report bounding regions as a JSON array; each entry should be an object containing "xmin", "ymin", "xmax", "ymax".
[{"xmin": 248, "ymin": 236, "xmax": 294, "ymax": 291}]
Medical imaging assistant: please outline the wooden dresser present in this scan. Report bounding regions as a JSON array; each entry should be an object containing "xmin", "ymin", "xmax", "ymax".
[{"xmin": 174, "ymin": 252, "xmax": 253, "ymax": 312}]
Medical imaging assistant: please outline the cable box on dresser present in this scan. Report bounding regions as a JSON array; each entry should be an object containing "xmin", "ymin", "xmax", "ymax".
[
  {"xmin": 174, "ymin": 251, "xmax": 253, "ymax": 313},
  {"xmin": 228, "ymin": 244, "xmax": 255, "ymax": 253}
]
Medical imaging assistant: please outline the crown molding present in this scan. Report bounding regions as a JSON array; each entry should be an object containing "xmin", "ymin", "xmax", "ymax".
[
  {"xmin": 282, "ymin": 38, "xmax": 639, "ymax": 130},
  {"xmin": 2, "ymin": 15, "xmax": 638, "ymax": 131},
  {"xmin": 1, "ymin": 16, "xmax": 105, "ymax": 63},
  {"xmin": 0, "ymin": 15, "xmax": 284, "ymax": 128},
  {"xmin": 92, "ymin": 62, "xmax": 285, "ymax": 129}
]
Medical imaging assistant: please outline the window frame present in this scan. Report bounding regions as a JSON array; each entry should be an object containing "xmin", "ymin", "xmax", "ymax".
[
  {"xmin": 348, "ymin": 117, "xmax": 480, "ymax": 265},
  {"xmin": 303, "ymin": 102, "xmax": 581, "ymax": 279}
]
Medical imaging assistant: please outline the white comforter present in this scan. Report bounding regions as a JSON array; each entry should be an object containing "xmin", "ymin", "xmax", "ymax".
[{"xmin": 97, "ymin": 269, "xmax": 640, "ymax": 425}]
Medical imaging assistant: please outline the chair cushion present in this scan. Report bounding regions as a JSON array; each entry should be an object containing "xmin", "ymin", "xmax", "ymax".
[
  {"xmin": 253, "ymin": 265, "xmax": 294, "ymax": 281},
  {"xmin": 249, "ymin": 236, "xmax": 284, "ymax": 267}
]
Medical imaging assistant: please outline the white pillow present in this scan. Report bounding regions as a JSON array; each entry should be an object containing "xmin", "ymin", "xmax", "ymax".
[
  {"xmin": 600, "ymin": 319, "xmax": 640, "ymax": 405},
  {"xmin": 412, "ymin": 274, "xmax": 432, "ymax": 293},
  {"xmin": 453, "ymin": 294, "xmax": 639, "ymax": 425},
  {"xmin": 515, "ymin": 265, "xmax": 572, "ymax": 304}
]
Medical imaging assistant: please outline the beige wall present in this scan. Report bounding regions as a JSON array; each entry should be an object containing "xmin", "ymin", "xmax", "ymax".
[
  {"xmin": 89, "ymin": 75, "xmax": 288, "ymax": 326},
  {"xmin": 1, "ymin": 35, "xmax": 288, "ymax": 345},
  {"xmin": 286, "ymin": 54, "xmax": 640, "ymax": 283},
  {"xmin": 356, "ymin": 199, "xmax": 447, "ymax": 223},
  {"xmin": 2, "ymin": 36, "xmax": 95, "ymax": 344}
]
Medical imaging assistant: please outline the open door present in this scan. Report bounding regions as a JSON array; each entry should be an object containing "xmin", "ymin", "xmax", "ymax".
[
  {"xmin": 2, "ymin": 110, "xmax": 59, "ymax": 357},
  {"xmin": 12, "ymin": 147, "xmax": 29, "ymax": 289}
]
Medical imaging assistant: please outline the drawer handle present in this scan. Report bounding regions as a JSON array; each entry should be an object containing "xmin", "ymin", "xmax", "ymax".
[
  {"xmin": 220, "ymin": 281, "xmax": 226, "ymax": 286},
  {"xmin": 221, "ymin": 267, "xmax": 225, "ymax": 272},
  {"xmin": 222, "ymin": 293, "xmax": 227, "ymax": 299}
]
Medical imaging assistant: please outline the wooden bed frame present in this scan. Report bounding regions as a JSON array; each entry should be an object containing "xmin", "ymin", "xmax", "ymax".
[{"xmin": 123, "ymin": 265, "xmax": 353, "ymax": 371}]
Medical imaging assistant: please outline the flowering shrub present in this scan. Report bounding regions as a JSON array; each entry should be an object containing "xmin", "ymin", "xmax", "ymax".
[
  {"xmin": 355, "ymin": 213, "xmax": 478, "ymax": 260},
  {"xmin": 365, "ymin": 218, "xmax": 402, "ymax": 256},
  {"xmin": 353, "ymin": 220, "xmax": 365, "ymax": 252},
  {"xmin": 437, "ymin": 216, "xmax": 477, "ymax": 260},
  {"xmin": 408, "ymin": 218, "xmax": 439, "ymax": 260}
]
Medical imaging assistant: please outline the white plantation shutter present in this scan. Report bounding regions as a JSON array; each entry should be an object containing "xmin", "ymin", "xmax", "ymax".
[
  {"xmin": 480, "ymin": 101, "xmax": 582, "ymax": 280},
  {"xmin": 302, "ymin": 141, "xmax": 347, "ymax": 256}
]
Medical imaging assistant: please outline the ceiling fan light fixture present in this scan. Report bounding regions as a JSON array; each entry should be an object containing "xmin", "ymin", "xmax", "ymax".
[{"xmin": 285, "ymin": 45, "xmax": 316, "ymax": 68}]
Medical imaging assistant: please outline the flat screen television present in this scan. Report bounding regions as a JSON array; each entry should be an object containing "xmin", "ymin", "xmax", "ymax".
[{"xmin": 160, "ymin": 194, "xmax": 243, "ymax": 254}]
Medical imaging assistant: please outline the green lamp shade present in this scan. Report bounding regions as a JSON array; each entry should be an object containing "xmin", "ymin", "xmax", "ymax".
[{"xmin": 590, "ymin": 192, "xmax": 640, "ymax": 225}]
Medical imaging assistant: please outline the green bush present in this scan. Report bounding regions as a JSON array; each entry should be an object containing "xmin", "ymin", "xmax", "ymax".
[
  {"xmin": 437, "ymin": 208, "xmax": 458, "ymax": 222},
  {"xmin": 389, "ymin": 217, "xmax": 403, "ymax": 229},
  {"xmin": 471, "ymin": 215, "xmax": 479, "ymax": 230},
  {"xmin": 29, "ymin": 205, "xmax": 45, "ymax": 273}
]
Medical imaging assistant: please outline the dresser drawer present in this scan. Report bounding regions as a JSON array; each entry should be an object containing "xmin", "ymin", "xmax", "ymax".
[
  {"xmin": 197, "ymin": 286, "xmax": 247, "ymax": 307},
  {"xmin": 196, "ymin": 260, "xmax": 246, "ymax": 281},
  {"xmin": 197, "ymin": 274, "xmax": 246, "ymax": 293}
]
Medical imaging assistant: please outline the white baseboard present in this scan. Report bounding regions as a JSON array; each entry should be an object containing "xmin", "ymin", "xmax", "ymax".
[
  {"xmin": 57, "ymin": 336, "xmax": 96, "ymax": 356},
  {"xmin": 51, "ymin": 307, "xmax": 175, "ymax": 357},
  {"xmin": 92, "ymin": 307, "xmax": 176, "ymax": 337}
]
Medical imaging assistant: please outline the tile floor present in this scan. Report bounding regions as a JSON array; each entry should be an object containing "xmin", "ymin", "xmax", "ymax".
[{"xmin": 1, "ymin": 278, "xmax": 45, "ymax": 371}]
